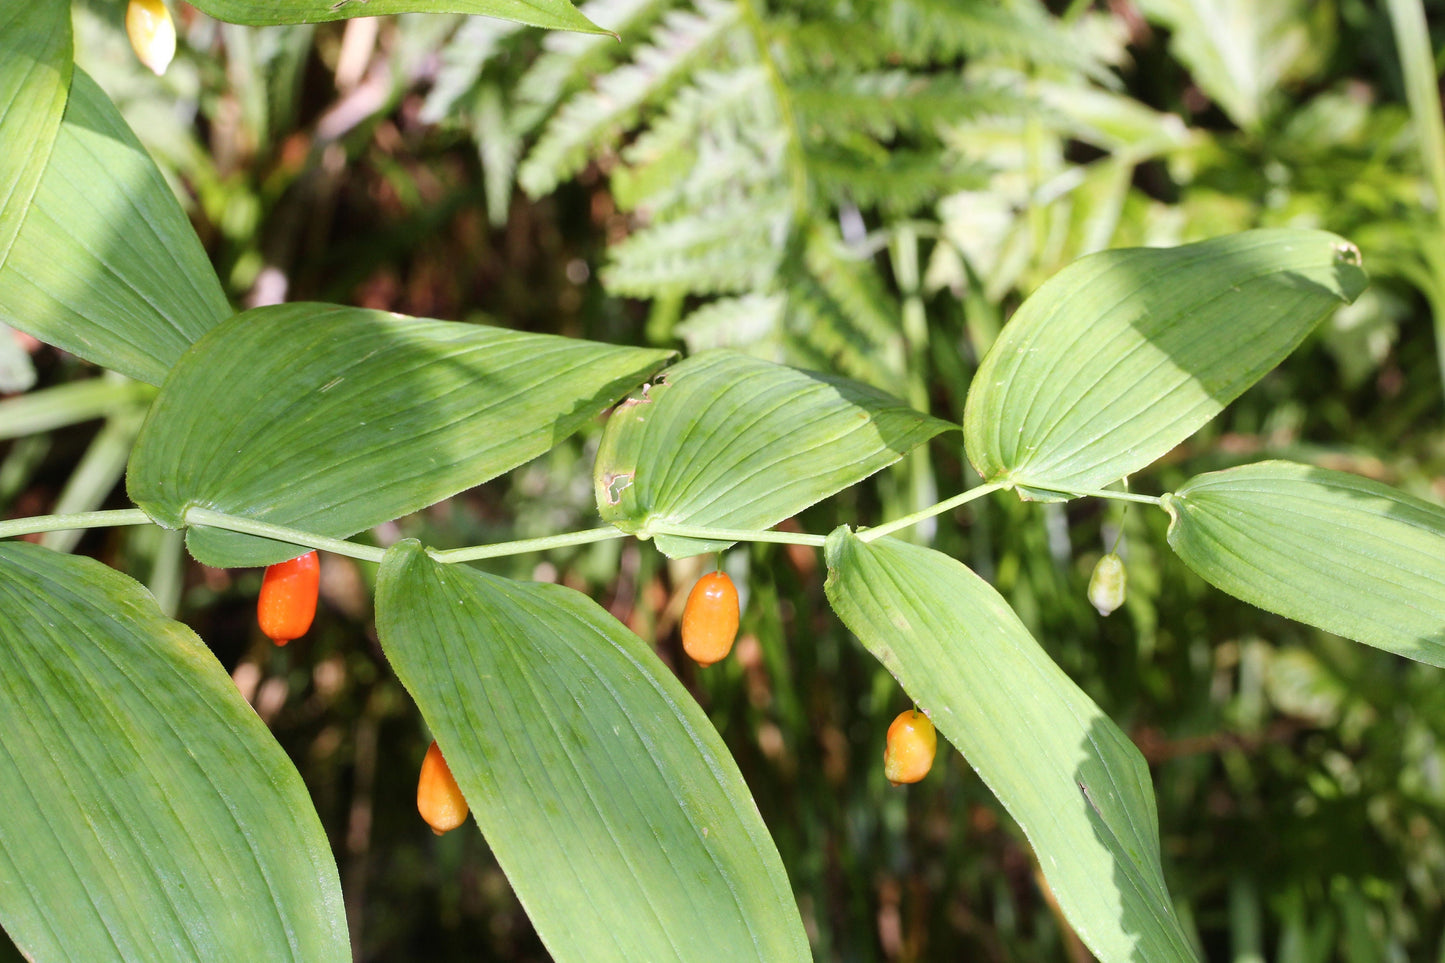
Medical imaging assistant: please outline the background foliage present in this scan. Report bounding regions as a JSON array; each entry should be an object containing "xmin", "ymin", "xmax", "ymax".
[{"xmin": 5, "ymin": 0, "xmax": 1445, "ymax": 959}]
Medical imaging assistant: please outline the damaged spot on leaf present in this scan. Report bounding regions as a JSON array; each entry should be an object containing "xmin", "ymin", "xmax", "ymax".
[{"xmin": 603, "ymin": 472, "xmax": 634, "ymax": 505}]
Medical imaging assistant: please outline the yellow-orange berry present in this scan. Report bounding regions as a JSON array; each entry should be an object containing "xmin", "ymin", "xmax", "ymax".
[
  {"xmin": 680, "ymin": 571, "xmax": 739, "ymax": 666},
  {"xmin": 257, "ymin": 550, "xmax": 319, "ymax": 646},
  {"xmin": 417, "ymin": 740, "xmax": 468, "ymax": 835},
  {"xmin": 884, "ymin": 709, "xmax": 936, "ymax": 786},
  {"xmin": 125, "ymin": 0, "xmax": 176, "ymax": 76}
]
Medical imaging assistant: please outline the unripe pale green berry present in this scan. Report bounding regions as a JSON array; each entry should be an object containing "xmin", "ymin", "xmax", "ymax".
[{"xmin": 1088, "ymin": 553, "xmax": 1127, "ymax": 616}]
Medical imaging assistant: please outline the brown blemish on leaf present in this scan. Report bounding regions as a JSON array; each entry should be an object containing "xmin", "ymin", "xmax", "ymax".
[{"xmin": 602, "ymin": 472, "xmax": 634, "ymax": 505}]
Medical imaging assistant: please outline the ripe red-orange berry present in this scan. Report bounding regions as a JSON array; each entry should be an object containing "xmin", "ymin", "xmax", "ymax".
[
  {"xmin": 680, "ymin": 570, "xmax": 739, "ymax": 666},
  {"xmin": 884, "ymin": 709, "xmax": 936, "ymax": 786},
  {"xmin": 417, "ymin": 740, "xmax": 468, "ymax": 835},
  {"xmin": 257, "ymin": 550, "xmax": 319, "ymax": 646}
]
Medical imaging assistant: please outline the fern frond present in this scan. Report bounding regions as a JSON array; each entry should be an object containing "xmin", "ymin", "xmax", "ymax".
[
  {"xmin": 792, "ymin": 71, "xmax": 1031, "ymax": 142},
  {"xmin": 601, "ymin": 194, "xmax": 789, "ymax": 296},
  {"xmin": 637, "ymin": 131, "xmax": 789, "ymax": 221},
  {"xmin": 420, "ymin": 16, "xmax": 528, "ymax": 123},
  {"xmin": 892, "ymin": 0, "xmax": 1111, "ymax": 80},
  {"xmin": 613, "ymin": 67, "xmax": 783, "ymax": 217},
  {"xmin": 781, "ymin": 21, "xmax": 898, "ymax": 73},
  {"xmin": 675, "ymin": 293, "xmax": 787, "ymax": 353},
  {"xmin": 778, "ymin": 0, "xmax": 1108, "ymax": 78},
  {"xmin": 807, "ymin": 147, "xmax": 987, "ymax": 214},
  {"xmin": 802, "ymin": 227, "xmax": 903, "ymax": 355},
  {"xmin": 785, "ymin": 274, "xmax": 907, "ymax": 393},
  {"xmin": 623, "ymin": 65, "xmax": 773, "ymax": 169},
  {"xmin": 518, "ymin": 0, "xmax": 745, "ymax": 198},
  {"xmin": 470, "ymin": 83, "xmax": 522, "ymax": 227},
  {"xmin": 510, "ymin": 0, "xmax": 677, "ymax": 133}
]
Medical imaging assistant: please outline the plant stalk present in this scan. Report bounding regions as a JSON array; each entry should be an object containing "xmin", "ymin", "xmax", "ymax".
[{"xmin": 0, "ymin": 508, "xmax": 154, "ymax": 540}]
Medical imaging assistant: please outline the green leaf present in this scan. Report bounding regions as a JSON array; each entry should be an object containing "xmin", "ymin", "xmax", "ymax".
[
  {"xmin": 963, "ymin": 229, "xmax": 1366, "ymax": 498},
  {"xmin": 127, "ymin": 304, "xmax": 673, "ymax": 567},
  {"xmin": 593, "ymin": 350, "xmax": 953, "ymax": 557},
  {"xmin": 1163, "ymin": 460, "xmax": 1445, "ymax": 666},
  {"xmin": 0, "ymin": 0, "xmax": 71, "ymax": 273},
  {"xmin": 824, "ymin": 530, "xmax": 1199, "ymax": 963},
  {"xmin": 0, "ymin": 70, "xmax": 232, "ymax": 386},
  {"xmin": 0, "ymin": 541, "xmax": 347, "ymax": 962},
  {"xmin": 375, "ymin": 541, "xmax": 810, "ymax": 963},
  {"xmin": 186, "ymin": 0, "xmax": 604, "ymax": 34}
]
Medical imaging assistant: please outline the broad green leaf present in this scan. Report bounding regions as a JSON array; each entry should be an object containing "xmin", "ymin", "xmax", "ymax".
[
  {"xmin": 1163, "ymin": 460, "xmax": 1445, "ymax": 666},
  {"xmin": 0, "ymin": 541, "xmax": 347, "ymax": 962},
  {"xmin": 0, "ymin": 70, "xmax": 232, "ymax": 386},
  {"xmin": 825, "ymin": 530, "xmax": 1199, "ymax": 963},
  {"xmin": 375, "ymin": 541, "xmax": 810, "ymax": 963},
  {"xmin": 128, "ymin": 304, "xmax": 672, "ymax": 567},
  {"xmin": 963, "ymin": 229, "xmax": 1366, "ymax": 499},
  {"xmin": 594, "ymin": 350, "xmax": 953, "ymax": 557},
  {"xmin": 0, "ymin": 0, "xmax": 71, "ymax": 272},
  {"xmin": 187, "ymin": 0, "xmax": 604, "ymax": 34}
]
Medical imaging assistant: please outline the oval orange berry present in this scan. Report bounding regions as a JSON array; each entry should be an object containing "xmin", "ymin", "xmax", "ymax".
[
  {"xmin": 884, "ymin": 709, "xmax": 936, "ymax": 786},
  {"xmin": 257, "ymin": 550, "xmax": 319, "ymax": 646},
  {"xmin": 417, "ymin": 740, "xmax": 468, "ymax": 835},
  {"xmin": 680, "ymin": 570, "xmax": 739, "ymax": 667}
]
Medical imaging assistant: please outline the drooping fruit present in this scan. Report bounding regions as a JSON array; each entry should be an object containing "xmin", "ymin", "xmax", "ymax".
[
  {"xmin": 257, "ymin": 550, "xmax": 319, "ymax": 645},
  {"xmin": 125, "ymin": 0, "xmax": 176, "ymax": 76},
  {"xmin": 884, "ymin": 709, "xmax": 936, "ymax": 786},
  {"xmin": 417, "ymin": 740, "xmax": 468, "ymax": 835},
  {"xmin": 1088, "ymin": 552, "xmax": 1127, "ymax": 616},
  {"xmin": 680, "ymin": 570, "xmax": 739, "ymax": 666}
]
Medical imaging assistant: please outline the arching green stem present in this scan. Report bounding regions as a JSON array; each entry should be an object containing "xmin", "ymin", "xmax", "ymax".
[
  {"xmin": 648, "ymin": 522, "xmax": 828, "ymax": 547},
  {"xmin": 184, "ymin": 507, "xmax": 388, "ymax": 562},
  {"xmin": 430, "ymin": 527, "xmax": 627, "ymax": 563},
  {"xmin": 859, "ymin": 483, "xmax": 1003, "ymax": 543},
  {"xmin": 0, "ymin": 508, "xmax": 153, "ymax": 540}
]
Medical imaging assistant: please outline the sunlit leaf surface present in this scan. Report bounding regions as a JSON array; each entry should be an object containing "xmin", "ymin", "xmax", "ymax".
[
  {"xmin": 0, "ymin": 542, "xmax": 348, "ymax": 962},
  {"xmin": 376, "ymin": 541, "xmax": 810, "ymax": 962},
  {"xmin": 1165, "ymin": 460, "xmax": 1445, "ymax": 665},
  {"xmin": 963, "ymin": 229, "xmax": 1366, "ymax": 498},
  {"xmin": 825, "ymin": 530, "xmax": 1199, "ymax": 963},
  {"xmin": 128, "ymin": 304, "xmax": 671, "ymax": 566},
  {"xmin": 595, "ymin": 350, "xmax": 952, "ymax": 556}
]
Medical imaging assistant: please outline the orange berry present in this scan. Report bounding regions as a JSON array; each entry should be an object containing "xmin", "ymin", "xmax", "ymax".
[
  {"xmin": 257, "ymin": 550, "xmax": 319, "ymax": 645},
  {"xmin": 125, "ymin": 0, "xmax": 176, "ymax": 76},
  {"xmin": 680, "ymin": 571, "xmax": 739, "ymax": 666},
  {"xmin": 884, "ymin": 709, "xmax": 936, "ymax": 786},
  {"xmin": 417, "ymin": 740, "xmax": 468, "ymax": 835}
]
